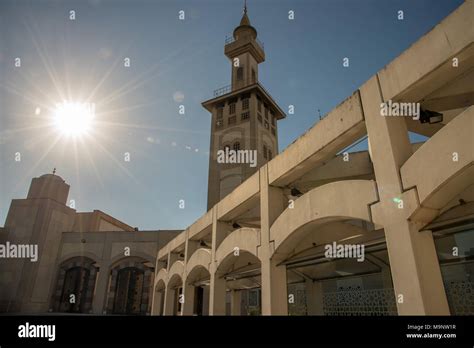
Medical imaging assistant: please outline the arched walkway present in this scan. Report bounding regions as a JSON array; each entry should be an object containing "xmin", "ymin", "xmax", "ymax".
[
  {"xmin": 423, "ymin": 188, "xmax": 474, "ymax": 315},
  {"xmin": 186, "ymin": 248, "xmax": 211, "ymax": 274},
  {"xmin": 164, "ymin": 261, "xmax": 184, "ymax": 315},
  {"xmin": 268, "ymin": 181, "xmax": 397, "ymax": 316},
  {"xmin": 213, "ymin": 228, "xmax": 262, "ymax": 315},
  {"xmin": 271, "ymin": 180, "xmax": 379, "ymax": 258},
  {"xmin": 215, "ymin": 227, "xmax": 261, "ymax": 267},
  {"xmin": 401, "ymin": 106, "xmax": 473, "ymax": 213},
  {"xmin": 182, "ymin": 248, "xmax": 212, "ymax": 315},
  {"xmin": 155, "ymin": 268, "xmax": 168, "ymax": 288},
  {"xmin": 151, "ymin": 278, "xmax": 166, "ymax": 316}
]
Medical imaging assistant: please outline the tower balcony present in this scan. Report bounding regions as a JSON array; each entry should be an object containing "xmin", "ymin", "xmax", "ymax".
[
  {"xmin": 205, "ymin": 82, "xmax": 286, "ymax": 121},
  {"xmin": 212, "ymin": 81, "xmax": 274, "ymax": 100},
  {"xmin": 225, "ymin": 35, "xmax": 264, "ymax": 51},
  {"xmin": 224, "ymin": 34, "xmax": 265, "ymax": 63},
  {"xmin": 213, "ymin": 84, "xmax": 232, "ymax": 98}
]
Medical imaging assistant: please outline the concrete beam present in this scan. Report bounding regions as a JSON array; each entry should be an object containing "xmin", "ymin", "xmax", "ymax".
[{"xmin": 268, "ymin": 91, "xmax": 366, "ymax": 187}]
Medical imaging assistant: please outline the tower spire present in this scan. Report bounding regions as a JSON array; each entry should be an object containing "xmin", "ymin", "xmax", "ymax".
[{"xmin": 239, "ymin": 0, "xmax": 251, "ymax": 27}]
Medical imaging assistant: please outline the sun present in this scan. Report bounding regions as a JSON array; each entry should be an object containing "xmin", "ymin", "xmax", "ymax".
[{"xmin": 54, "ymin": 101, "xmax": 95, "ymax": 136}]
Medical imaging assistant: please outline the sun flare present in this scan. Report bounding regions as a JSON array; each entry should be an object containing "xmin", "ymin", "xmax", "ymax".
[{"xmin": 54, "ymin": 101, "xmax": 95, "ymax": 136}]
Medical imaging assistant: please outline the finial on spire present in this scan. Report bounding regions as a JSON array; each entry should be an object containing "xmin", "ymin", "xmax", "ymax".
[
  {"xmin": 239, "ymin": 0, "xmax": 251, "ymax": 27},
  {"xmin": 52, "ymin": 167, "xmax": 56, "ymax": 175}
]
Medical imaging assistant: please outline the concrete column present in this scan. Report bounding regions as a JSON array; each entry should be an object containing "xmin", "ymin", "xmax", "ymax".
[
  {"xmin": 181, "ymin": 283, "xmax": 195, "ymax": 315},
  {"xmin": 209, "ymin": 207, "xmax": 229, "ymax": 315},
  {"xmin": 151, "ymin": 261, "xmax": 166, "ymax": 316},
  {"xmin": 90, "ymin": 260, "xmax": 110, "ymax": 314},
  {"xmin": 181, "ymin": 238, "xmax": 199, "ymax": 315},
  {"xmin": 163, "ymin": 286, "xmax": 175, "ymax": 315},
  {"xmin": 151, "ymin": 290, "xmax": 165, "ymax": 315},
  {"xmin": 231, "ymin": 290, "xmax": 242, "ymax": 315},
  {"xmin": 360, "ymin": 76, "xmax": 449, "ymax": 315},
  {"xmin": 306, "ymin": 280, "xmax": 324, "ymax": 315},
  {"xmin": 162, "ymin": 250, "xmax": 180, "ymax": 315},
  {"xmin": 91, "ymin": 240, "xmax": 113, "ymax": 314},
  {"xmin": 209, "ymin": 272, "xmax": 226, "ymax": 315},
  {"xmin": 259, "ymin": 165, "xmax": 288, "ymax": 315},
  {"xmin": 150, "ymin": 260, "xmax": 166, "ymax": 316},
  {"xmin": 260, "ymin": 259, "xmax": 288, "ymax": 315}
]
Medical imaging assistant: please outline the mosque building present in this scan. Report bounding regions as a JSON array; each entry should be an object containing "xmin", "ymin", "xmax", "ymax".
[{"xmin": 1, "ymin": 1, "xmax": 473, "ymax": 316}]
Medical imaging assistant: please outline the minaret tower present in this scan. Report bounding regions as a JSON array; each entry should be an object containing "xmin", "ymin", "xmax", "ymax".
[{"xmin": 203, "ymin": 3, "xmax": 286, "ymax": 210}]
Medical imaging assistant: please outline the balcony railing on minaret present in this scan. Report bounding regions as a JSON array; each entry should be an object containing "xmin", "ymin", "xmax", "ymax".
[
  {"xmin": 224, "ymin": 35, "xmax": 264, "ymax": 51},
  {"xmin": 212, "ymin": 81, "xmax": 273, "ymax": 99},
  {"xmin": 213, "ymin": 84, "xmax": 232, "ymax": 97}
]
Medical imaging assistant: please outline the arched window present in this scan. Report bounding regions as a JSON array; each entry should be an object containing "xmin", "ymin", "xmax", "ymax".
[
  {"xmin": 233, "ymin": 142, "xmax": 240, "ymax": 151},
  {"xmin": 268, "ymin": 149, "xmax": 272, "ymax": 160},
  {"xmin": 53, "ymin": 257, "xmax": 98, "ymax": 314},
  {"xmin": 113, "ymin": 267, "xmax": 145, "ymax": 315},
  {"xmin": 60, "ymin": 267, "xmax": 91, "ymax": 313},
  {"xmin": 263, "ymin": 145, "xmax": 268, "ymax": 159}
]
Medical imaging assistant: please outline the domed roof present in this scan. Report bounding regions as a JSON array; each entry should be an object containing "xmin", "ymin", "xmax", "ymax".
[
  {"xmin": 40, "ymin": 173, "xmax": 64, "ymax": 181},
  {"xmin": 233, "ymin": 5, "xmax": 258, "ymax": 40}
]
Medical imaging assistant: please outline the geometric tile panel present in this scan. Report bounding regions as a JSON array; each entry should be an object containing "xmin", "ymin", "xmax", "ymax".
[
  {"xmin": 323, "ymin": 287, "xmax": 397, "ymax": 316},
  {"xmin": 444, "ymin": 281, "xmax": 474, "ymax": 315}
]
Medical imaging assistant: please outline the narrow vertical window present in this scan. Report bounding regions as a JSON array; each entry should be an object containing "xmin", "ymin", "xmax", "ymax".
[{"xmin": 237, "ymin": 67, "xmax": 244, "ymax": 81}]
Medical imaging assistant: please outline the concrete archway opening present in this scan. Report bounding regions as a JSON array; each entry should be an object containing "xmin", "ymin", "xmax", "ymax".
[
  {"xmin": 153, "ymin": 279, "xmax": 166, "ymax": 316},
  {"xmin": 166, "ymin": 274, "xmax": 183, "ymax": 315},
  {"xmin": 424, "ymin": 184, "xmax": 474, "ymax": 315},
  {"xmin": 275, "ymin": 219, "xmax": 397, "ymax": 316},
  {"xmin": 217, "ymin": 251, "xmax": 262, "ymax": 315},
  {"xmin": 185, "ymin": 266, "xmax": 211, "ymax": 315}
]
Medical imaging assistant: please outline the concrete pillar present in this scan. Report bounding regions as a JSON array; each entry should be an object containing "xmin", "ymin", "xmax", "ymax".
[
  {"xmin": 306, "ymin": 280, "xmax": 324, "ymax": 315},
  {"xmin": 162, "ymin": 250, "xmax": 178, "ymax": 315},
  {"xmin": 181, "ymin": 283, "xmax": 195, "ymax": 315},
  {"xmin": 360, "ymin": 76, "xmax": 449, "ymax": 315},
  {"xmin": 209, "ymin": 272, "xmax": 226, "ymax": 315},
  {"xmin": 231, "ymin": 290, "xmax": 242, "ymax": 315},
  {"xmin": 91, "ymin": 240, "xmax": 113, "ymax": 314},
  {"xmin": 259, "ymin": 165, "xmax": 288, "ymax": 315},
  {"xmin": 91, "ymin": 260, "xmax": 110, "ymax": 314},
  {"xmin": 150, "ymin": 260, "xmax": 166, "ymax": 315},
  {"xmin": 163, "ymin": 286, "xmax": 175, "ymax": 315},
  {"xmin": 151, "ymin": 290, "xmax": 165, "ymax": 315},
  {"xmin": 181, "ymin": 238, "xmax": 199, "ymax": 315},
  {"xmin": 209, "ymin": 207, "xmax": 229, "ymax": 315}
]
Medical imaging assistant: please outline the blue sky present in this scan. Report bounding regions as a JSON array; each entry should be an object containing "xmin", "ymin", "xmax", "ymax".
[{"xmin": 0, "ymin": 0, "xmax": 463, "ymax": 230}]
